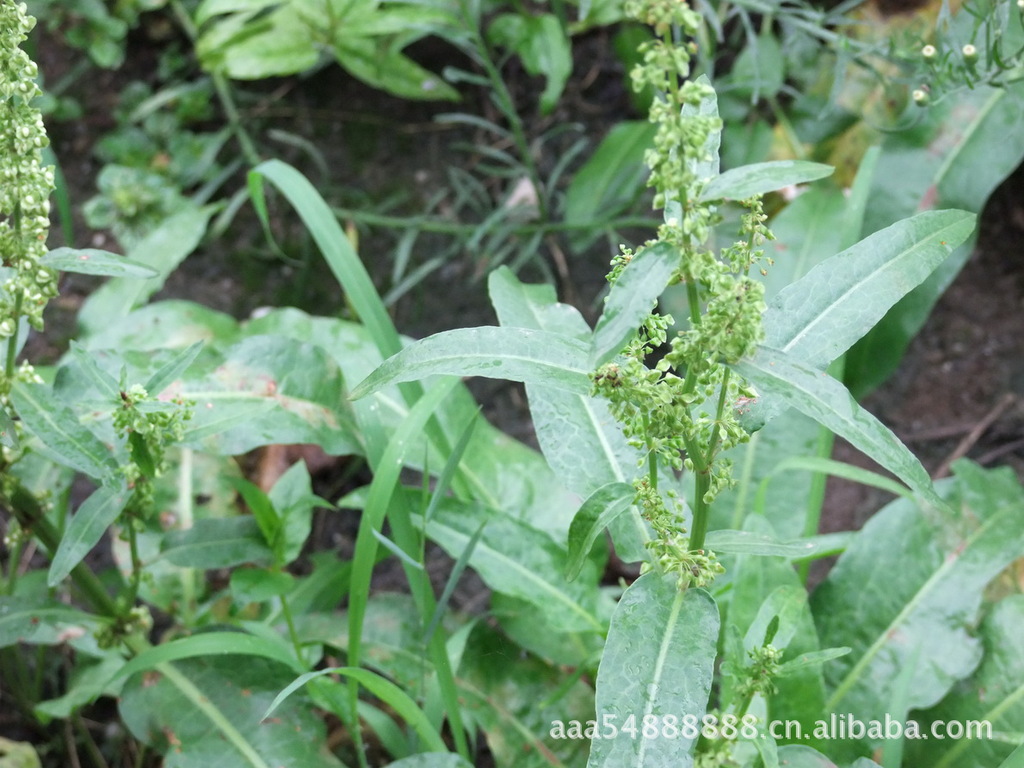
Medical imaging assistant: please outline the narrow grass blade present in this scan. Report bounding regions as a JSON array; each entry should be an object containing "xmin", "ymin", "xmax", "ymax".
[
  {"xmin": 143, "ymin": 340, "xmax": 205, "ymax": 395},
  {"xmin": 113, "ymin": 632, "xmax": 305, "ymax": 683},
  {"xmin": 347, "ymin": 379, "xmax": 460, "ymax": 704},
  {"xmin": 422, "ymin": 409, "xmax": 479, "ymax": 525},
  {"xmin": 423, "ymin": 520, "xmax": 485, "ymax": 645},
  {"xmin": 249, "ymin": 160, "xmax": 401, "ymax": 359},
  {"xmin": 263, "ymin": 667, "xmax": 447, "ymax": 753}
]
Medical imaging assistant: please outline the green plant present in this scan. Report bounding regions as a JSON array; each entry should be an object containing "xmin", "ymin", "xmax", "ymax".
[
  {"xmin": 348, "ymin": 1, "xmax": 1024, "ymax": 766},
  {"xmin": 4, "ymin": 0, "xmax": 1024, "ymax": 766}
]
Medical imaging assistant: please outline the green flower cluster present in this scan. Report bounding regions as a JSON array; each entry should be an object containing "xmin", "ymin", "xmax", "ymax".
[
  {"xmin": 594, "ymin": 0, "xmax": 774, "ymax": 584},
  {"xmin": 114, "ymin": 382, "xmax": 193, "ymax": 513},
  {"xmin": 0, "ymin": 1, "xmax": 56, "ymax": 361}
]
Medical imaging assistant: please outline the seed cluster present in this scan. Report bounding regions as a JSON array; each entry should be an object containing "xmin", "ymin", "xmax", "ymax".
[
  {"xmin": 0, "ymin": 1, "xmax": 57, "ymax": 353},
  {"xmin": 594, "ymin": 0, "xmax": 775, "ymax": 587}
]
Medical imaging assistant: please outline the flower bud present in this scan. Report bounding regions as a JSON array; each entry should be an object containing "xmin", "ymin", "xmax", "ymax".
[
  {"xmin": 912, "ymin": 88, "xmax": 931, "ymax": 106},
  {"xmin": 921, "ymin": 44, "xmax": 937, "ymax": 59},
  {"xmin": 962, "ymin": 44, "xmax": 978, "ymax": 63}
]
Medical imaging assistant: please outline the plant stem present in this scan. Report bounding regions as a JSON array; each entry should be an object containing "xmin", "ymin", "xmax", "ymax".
[
  {"xmin": 4, "ymin": 291, "xmax": 22, "ymax": 380},
  {"xmin": 688, "ymin": 470, "xmax": 712, "ymax": 552},
  {"xmin": 125, "ymin": 518, "xmax": 143, "ymax": 606},
  {"xmin": 3, "ymin": 535, "xmax": 25, "ymax": 594},
  {"xmin": 278, "ymin": 592, "xmax": 304, "ymax": 662},
  {"xmin": 73, "ymin": 712, "xmax": 111, "ymax": 768}
]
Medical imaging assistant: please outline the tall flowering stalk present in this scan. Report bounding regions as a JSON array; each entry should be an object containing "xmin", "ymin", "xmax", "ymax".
[
  {"xmin": 593, "ymin": 0, "xmax": 773, "ymax": 587},
  {"xmin": 0, "ymin": 0, "xmax": 56, "ymax": 390}
]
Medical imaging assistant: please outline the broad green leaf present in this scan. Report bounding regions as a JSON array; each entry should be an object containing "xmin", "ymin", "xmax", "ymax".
[
  {"xmin": 161, "ymin": 517, "xmax": 273, "ymax": 568},
  {"xmin": 83, "ymin": 301, "xmax": 240, "ymax": 351},
  {"xmin": 267, "ymin": 461, "xmax": 322, "ymax": 566},
  {"xmin": 78, "ymin": 203, "xmax": 214, "ymax": 335},
  {"xmin": 699, "ymin": 160, "xmax": 833, "ymax": 202},
  {"xmin": 489, "ymin": 591, "xmax": 608, "ymax": 668},
  {"xmin": 180, "ymin": 334, "xmax": 358, "ymax": 455},
  {"xmin": 48, "ymin": 480, "xmax": 132, "ymax": 586},
  {"xmin": 488, "ymin": 265, "xmax": 591, "ymax": 341},
  {"xmin": 0, "ymin": 597, "xmax": 98, "ymax": 648},
  {"xmin": 197, "ymin": 3, "xmax": 319, "ymax": 78},
  {"xmin": 293, "ymin": 594, "xmax": 435, "ymax": 687},
  {"xmin": 763, "ymin": 209, "xmax": 976, "ymax": 369},
  {"xmin": 591, "ymin": 241, "xmax": 678, "ymax": 367},
  {"xmin": 69, "ymin": 343, "xmax": 121, "ymax": 399},
  {"xmin": 849, "ymin": 52, "xmax": 1024, "ymax": 395},
  {"xmin": 564, "ymin": 121, "xmax": 656, "ymax": 250},
  {"xmin": 488, "ymin": 267, "xmax": 651, "ymax": 560},
  {"xmin": 777, "ymin": 647, "xmax": 851, "ymax": 676},
  {"xmin": 458, "ymin": 621, "xmax": 593, "ymax": 768},
  {"xmin": 731, "ymin": 346, "xmax": 943, "ymax": 511},
  {"xmin": 9, "ymin": 381, "xmax": 118, "ymax": 480},
  {"xmin": 333, "ymin": 38, "xmax": 459, "ymax": 101},
  {"xmin": 0, "ymin": 407, "xmax": 17, "ymax": 449},
  {"xmin": 997, "ymin": 743, "xmax": 1024, "ymax": 768},
  {"xmin": 587, "ymin": 575, "xmax": 718, "ymax": 768},
  {"xmin": 40, "ymin": 248, "xmax": 159, "ymax": 277},
  {"xmin": 350, "ymin": 327, "xmax": 593, "ymax": 400},
  {"xmin": 426, "ymin": 499, "xmax": 604, "ymax": 633},
  {"xmin": 488, "ymin": 13, "xmax": 571, "ymax": 113},
  {"xmin": 119, "ymin": 655, "xmax": 342, "ymax": 768},
  {"xmin": 704, "ymin": 529, "xmax": 816, "ymax": 558},
  {"xmin": 229, "ymin": 477, "xmax": 280, "ymax": 555},
  {"xmin": 229, "ymin": 568, "xmax": 295, "ymax": 603},
  {"xmin": 907, "ymin": 594, "xmax": 1024, "ymax": 768},
  {"xmin": 763, "ymin": 184, "xmax": 849, "ymax": 301},
  {"xmin": 812, "ymin": 462, "xmax": 1024, "ymax": 760},
  {"xmin": 757, "ymin": 456, "xmax": 911, "ymax": 503},
  {"xmin": 242, "ymin": 307, "xmax": 577, "ymax": 531},
  {"xmin": 565, "ymin": 482, "xmax": 634, "ymax": 580}
]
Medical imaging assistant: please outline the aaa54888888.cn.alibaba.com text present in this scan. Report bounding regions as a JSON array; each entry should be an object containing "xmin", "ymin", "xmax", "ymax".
[{"xmin": 548, "ymin": 713, "xmax": 993, "ymax": 742}]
